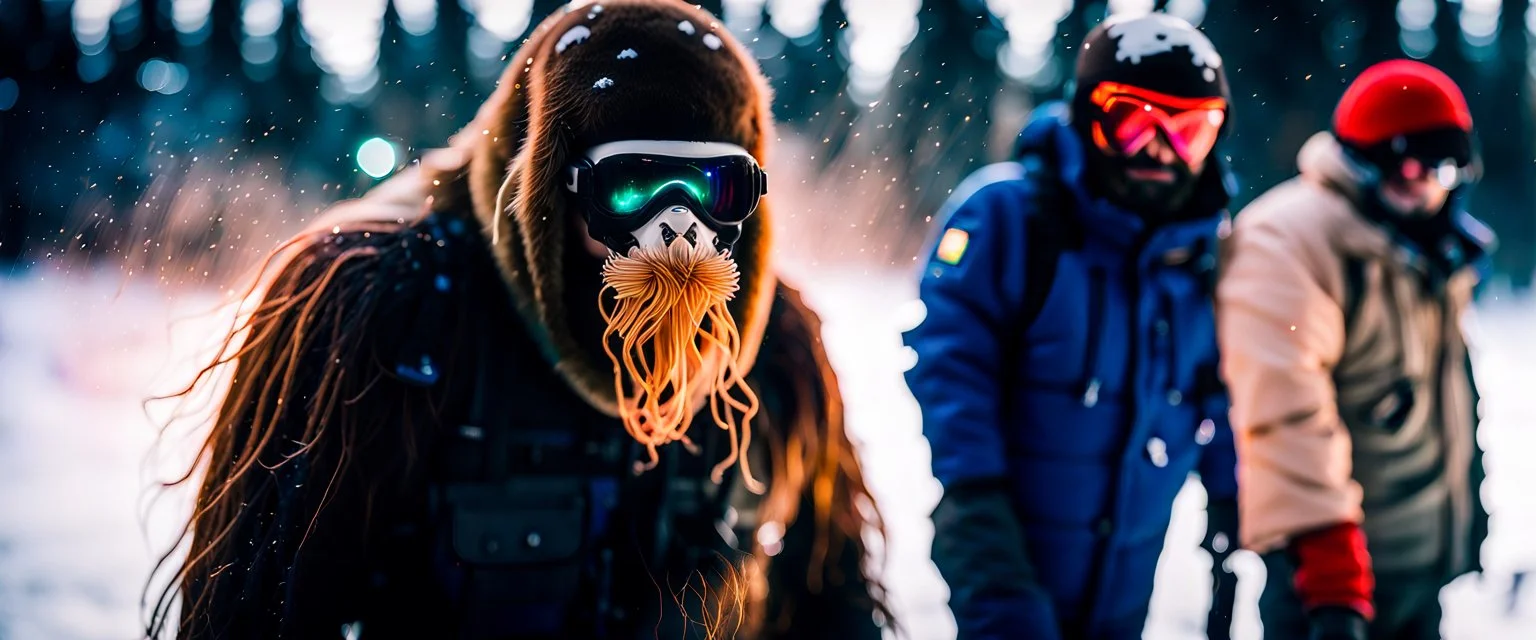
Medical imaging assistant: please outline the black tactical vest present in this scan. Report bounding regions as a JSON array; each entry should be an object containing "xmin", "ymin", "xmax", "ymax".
[{"xmin": 386, "ymin": 213, "xmax": 757, "ymax": 639}]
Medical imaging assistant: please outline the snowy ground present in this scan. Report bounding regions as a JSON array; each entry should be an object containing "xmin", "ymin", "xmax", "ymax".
[{"xmin": 2, "ymin": 268, "xmax": 1536, "ymax": 639}]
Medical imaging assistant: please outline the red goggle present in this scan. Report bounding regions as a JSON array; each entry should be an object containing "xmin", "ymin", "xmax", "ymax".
[{"xmin": 1089, "ymin": 82, "xmax": 1227, "ymax": 166}]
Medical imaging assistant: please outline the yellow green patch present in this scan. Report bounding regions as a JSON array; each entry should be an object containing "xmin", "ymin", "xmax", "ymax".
[{"xmin": 936, "ymin": 228, "xmax": 970, "ymax": 265}]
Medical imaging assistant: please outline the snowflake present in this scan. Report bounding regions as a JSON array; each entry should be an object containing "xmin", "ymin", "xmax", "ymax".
[{"xmin": 556, "ymin": 25, "xmax": 591, "ymax": 54}]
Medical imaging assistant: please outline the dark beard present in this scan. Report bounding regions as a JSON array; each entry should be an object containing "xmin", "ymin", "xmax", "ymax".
[{"xmin": 1090, "ymin": 152, "xmax": 1202, "ymax": 224}]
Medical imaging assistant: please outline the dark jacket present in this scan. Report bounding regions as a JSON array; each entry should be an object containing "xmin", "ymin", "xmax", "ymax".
[{"xmin": 903, "ymin": 103, "xmax": 1238, "ymax": 639}]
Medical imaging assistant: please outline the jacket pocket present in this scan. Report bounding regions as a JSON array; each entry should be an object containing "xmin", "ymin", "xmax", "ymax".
[{"xmin": 444, "ymin": 476, "xmax": 589, "ymax": 603}]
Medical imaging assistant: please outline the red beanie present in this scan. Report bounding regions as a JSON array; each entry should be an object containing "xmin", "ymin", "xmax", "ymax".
[{"xmin": 1334, "ymin": 60, "xmax": 1472, "ymax": 156}]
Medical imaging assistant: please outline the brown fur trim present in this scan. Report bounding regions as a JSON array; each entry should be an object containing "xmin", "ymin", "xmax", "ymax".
[{"xmin": 428, "ymin": 0, "xmax": 778, "ymax": 416}]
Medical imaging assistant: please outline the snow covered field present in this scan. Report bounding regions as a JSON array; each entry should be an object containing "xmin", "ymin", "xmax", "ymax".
[{"xmin": 2, "ymin": 268, "xmax": 1535, "ymax": 639}]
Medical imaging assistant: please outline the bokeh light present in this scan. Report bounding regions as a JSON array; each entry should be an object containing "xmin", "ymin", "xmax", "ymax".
[
  {"xmin": 241, "ymin": 0, "xmax": 283, "ymax": 38},
  {"xmin": 1398, "ymin": 0, "xmax": 1439, "ymax": 59},
  {"xmin": 991, "ymin": 0, "xmax": 1073, "ymax": 87},
  {"xmin": 300, "ymin": 0, "xmax": 388, "ymax": 101},
  {"xmin": 393, "ymin": 0, "xmax": 439, "ymax": 37},
  {"xmin": 71, "ymin": 0, "xmax": 122, "ymax": 57},
  {"xmin": 461, "ymin": 0, "xmax": 533, "ymax": 42},
  {"xmin": 357, "ymin": 137, "xmax": 398, "ymax": 179},
  {"xmin": 1106, "ymin": 0, "xmax": 1155, "ymax": 19},
  {"xmin": 1462, "ymin": 0, "xmax": 1502, "ymax": 62},
  {"xmin": 768, "ymin": 0, "xmax": 826, "ymax": 40},
  {"xmin": 0, "ymin": 78, "xmax": 17, "ymax": 111},
  {"xmin": 842, "ymin": 0, "xmax": 920, "ymax": 102},
  {"xmin": 171, "ymin": 0, "xmax": 212, "ymax": 37},
  {"xmin": 137, "ymin": 59, "xmax": 190, "ymax": 95},
  {"xmin": 1164, "ymin": 0, "xmax": 1209, "ymax": 27},
  {"xmin": 723, "ymin": 0, "xmax": 767, "ymax": 35}
]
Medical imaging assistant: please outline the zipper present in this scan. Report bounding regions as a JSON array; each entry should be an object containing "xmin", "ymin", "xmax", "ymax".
[
  {"xmin": 1160, "ymin": 292, "xmax": 1176, "ymax": 390},
  {"xmin": 1084, "ymin": 235, "xmax": 1149, "ymax": 632},
  {"xmin": 1081, "ymin": 267, "xmax": 1106, "ymax": 407}
]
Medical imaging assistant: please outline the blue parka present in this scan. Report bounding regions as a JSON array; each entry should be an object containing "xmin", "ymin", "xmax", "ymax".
[{"xmin": 904, "ymin": 103, "xmax": 1239, "ymax": 639}]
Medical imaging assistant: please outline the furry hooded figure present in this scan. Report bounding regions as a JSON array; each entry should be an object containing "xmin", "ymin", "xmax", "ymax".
[{"xmin": 150, "ymin": 2, "xmax": 889, "ymax": 638}]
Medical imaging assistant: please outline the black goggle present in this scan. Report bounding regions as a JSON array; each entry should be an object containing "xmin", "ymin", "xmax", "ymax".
[
  {"xmin": 1392, "ymin": 155, "xmax": 1476, "ymax": 190},
  {"xmin": 566, "ymin": 141, "xmax": 768, "ymax": 229}
]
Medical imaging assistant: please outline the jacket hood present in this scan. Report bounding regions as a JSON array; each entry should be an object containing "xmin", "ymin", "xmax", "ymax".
[
  {"xmin": 1299, "ymin": 131, "xmax": 1496, "ymax": 282},
  {"xmin": 1012, "ymin": 101, "xmax": 1234, "ymax": 248},
  {"xmin": 424, "ymin": 0, "xmax": 778, "ymax": 415},
  {"xmin": 1298, "ymin": 131, "xmax": 1375, "ymax": 205}
]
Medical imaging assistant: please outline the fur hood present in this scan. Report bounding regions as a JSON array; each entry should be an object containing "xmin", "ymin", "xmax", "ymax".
[{"xmin": 426, "ymin": 0, "xmax": 778, "ymax": 415}]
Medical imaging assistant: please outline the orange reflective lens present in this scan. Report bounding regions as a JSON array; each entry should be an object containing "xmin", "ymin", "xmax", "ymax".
[{"xmin": 1089, "ymin": 82, "xmax": 1227, "ymax": 166}]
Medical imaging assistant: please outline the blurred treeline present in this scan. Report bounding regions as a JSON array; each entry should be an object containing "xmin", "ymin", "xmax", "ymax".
[{"xmin": 2, "ymin": 0, "xmax": 1534, "ymax": 289}]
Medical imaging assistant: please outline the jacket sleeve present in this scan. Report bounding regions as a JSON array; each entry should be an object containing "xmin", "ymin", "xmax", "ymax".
[
  {"xmin": 931, "ymin": 480, "xmax": 1063, "ymax": 640},
  {"xmin": 1215, "ymin": 216, "xmax": 1363, "ymax": 555},
  {"xmin": 904, "ymin": 179, "xmax": 1029, "ymax": 487},
  {"xmin": 903, "ymin": 177, "xmax": 1060, "ymax": 639}
]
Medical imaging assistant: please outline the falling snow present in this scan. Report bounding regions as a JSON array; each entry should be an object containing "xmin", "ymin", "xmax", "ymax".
[
  {"xmin": 8, "ymin": 2, "xmax": 1536, "ymax": 639},
  {"xmin": 555, "ymin": 25, "xmax": 592, "ymax": 54}
]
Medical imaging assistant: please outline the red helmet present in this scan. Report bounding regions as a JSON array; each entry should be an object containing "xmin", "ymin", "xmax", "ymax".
[{"xmin": 1333, "ymin": 59, "xmax": 1474, "ymax": 169}]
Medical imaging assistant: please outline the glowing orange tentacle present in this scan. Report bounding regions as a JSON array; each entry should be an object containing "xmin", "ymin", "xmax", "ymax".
[{"xmin": 598, "ymin": 242, "xmax": 758, "ymax": 488}]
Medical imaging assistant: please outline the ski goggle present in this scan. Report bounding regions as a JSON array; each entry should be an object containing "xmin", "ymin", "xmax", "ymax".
[
  {"xmin": 1393, "ymin": 155, "xmax": 1473, "ymax": 190},
  {"xmin": 1089, "ymin": 82, "xmax": 1227, "ymax": 166},
  {"xmin": 566, "ymin": 140, "xmax": 767, "ymax": 228}
]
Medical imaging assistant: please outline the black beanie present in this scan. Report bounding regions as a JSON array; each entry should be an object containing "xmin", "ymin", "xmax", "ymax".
[{"xmin": 1071, "ymin": 13, "xmax": 1230, "ymax": 134}]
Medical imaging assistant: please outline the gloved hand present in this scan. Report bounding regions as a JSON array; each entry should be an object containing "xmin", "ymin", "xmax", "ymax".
[
  {"xmin": 1290, "ymin": 522, "xmax": 1374, "ymax": 637},
  {"xmin": 1308, "ymin": 605, "xmax": 1368, "ymax": 640},
  {"xmin": 931, "ymin": 478, "xmax": 1063, "ymax": 640}
]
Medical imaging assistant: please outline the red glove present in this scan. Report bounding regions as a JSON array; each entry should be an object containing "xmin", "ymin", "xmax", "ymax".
[{"xmin": 1291, "ymin": 522, "xmax": 1375, "ymax": 620}]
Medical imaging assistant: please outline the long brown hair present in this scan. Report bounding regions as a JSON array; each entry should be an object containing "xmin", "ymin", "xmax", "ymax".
[{"xmin": 144, "ymin": 218, "xmax": 442, "ymax": 638}]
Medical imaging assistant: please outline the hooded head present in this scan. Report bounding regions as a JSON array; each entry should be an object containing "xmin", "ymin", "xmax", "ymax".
[
  {"xmin": 1071, "ymin": 12, "xmax": 1230, "ymax": 222},
  {"xmin": 430, "ymin": 0, "xmax": 778, "ymax": 479}
]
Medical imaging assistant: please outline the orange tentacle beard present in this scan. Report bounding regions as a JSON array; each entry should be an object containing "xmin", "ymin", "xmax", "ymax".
[{"xmin": 598, "ymin": 240, "xmax": 763, "ymax": 492}]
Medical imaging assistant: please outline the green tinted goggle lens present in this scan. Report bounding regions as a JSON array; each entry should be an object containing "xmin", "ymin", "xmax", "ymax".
[{"xmin": 608, "ymin": 179, "xmax": 710, "ymax": 215}]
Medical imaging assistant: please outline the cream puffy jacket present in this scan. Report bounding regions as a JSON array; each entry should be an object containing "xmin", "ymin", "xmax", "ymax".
[{"xmin": 1217, "ymin": 132, "xmax": 1492, "ymax": 575}]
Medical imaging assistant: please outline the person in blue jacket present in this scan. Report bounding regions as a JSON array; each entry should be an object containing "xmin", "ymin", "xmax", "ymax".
[{"xmin": 903, "ymin": 13, "xmax": 1240, "ymax": 640}]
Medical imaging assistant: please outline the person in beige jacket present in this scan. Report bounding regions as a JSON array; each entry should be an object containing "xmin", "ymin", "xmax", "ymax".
[{"xmin": 1217, "ymin": 60, "xmax": 1495, "ymax": 640}]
